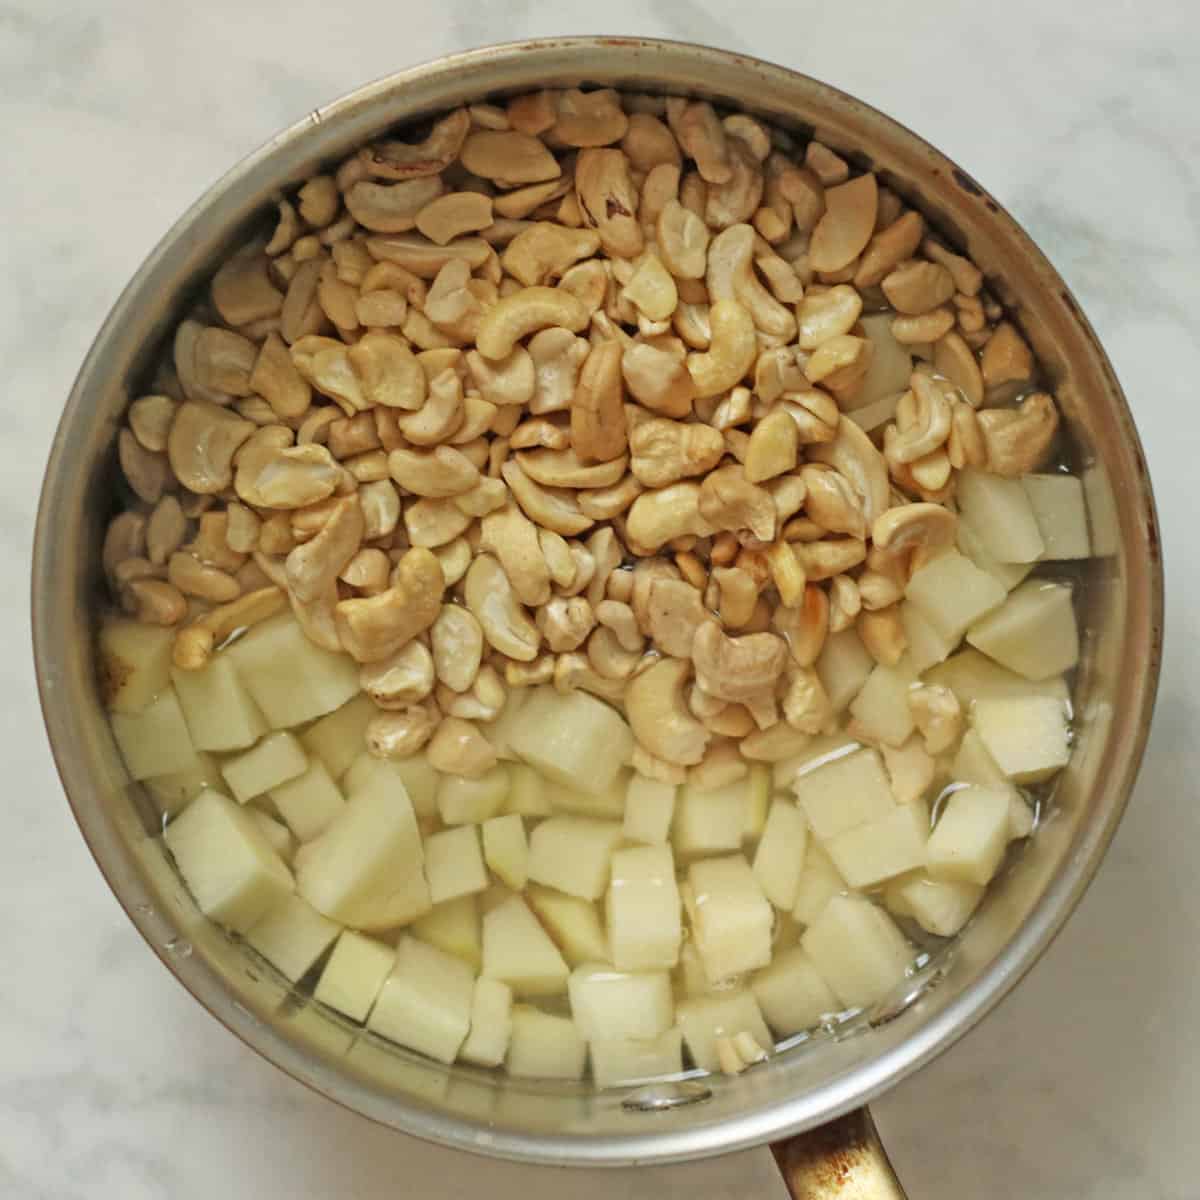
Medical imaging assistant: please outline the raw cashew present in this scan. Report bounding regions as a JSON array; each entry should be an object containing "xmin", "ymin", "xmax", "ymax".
[
  {"xmin": 809, "ymin": 173, "xmax": 878, "ymax": 273},
  {"xmin": 360, "ymin": 109, "xmax": 470, "ymax": 180},
  {"xmin": 465, "ymin": 553, "xmax": 541, "ymax": 661},
  {"xmin": 571, "ymin": 340, "xmax": 628, "ymax": 463},
  {"xmin": 625, "ymin": 657, "xmax": 710, "ymax": 766},
  {"xmin": 686, "ymin": 298, "xmax": 757, "ymax": 398},
  {"xmin": 431, "ymin": 604, "xmax": 485, "ymax": 692},
  {"xmin": 503, "ymin": 223, "xmax": 601, "ymax": 287},
  {"xmin": 575, "ymin": 148, "xmax": 643, "ymax": 259},
  {"xmin": 334, "ymin": 547, "xmax": 444, "ymax": 663},
  {"xmin": 476, "ymin": 287, "xmax": 589, "ymax": 360},
  {"xmin": 691, "ymin": 621, "xmax": 788, "ymax": 703}
]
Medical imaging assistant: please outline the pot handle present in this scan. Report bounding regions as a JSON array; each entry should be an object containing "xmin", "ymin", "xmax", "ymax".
[{"xmin": 771, "ymin": 1107, "xmax": 906, "ymax": 1199}]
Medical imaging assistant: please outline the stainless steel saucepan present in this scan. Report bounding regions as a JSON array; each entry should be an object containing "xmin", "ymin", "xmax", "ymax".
[{"xmin": 32, "ymin": 37, "xmax": 1163, "ymax": 1197}]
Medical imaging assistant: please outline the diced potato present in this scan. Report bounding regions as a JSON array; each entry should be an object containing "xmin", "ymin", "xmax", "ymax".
[
  {"xmin": 607, "ymin": 844, "xmax": 682, "ymax": 971},
  {"xmin": 886, "ymin": 872, "xmax": 983, "ymax": 937},
  {"xmin": 801, "ymin": 894, "xmax": 912, "ymax": 1009},
  {"xmin": 508, "ymin": 686, "xmax": 633, "ymax": 796},
  {"xmin": 752, "ymin": 800, "xmax": 809, "ymax": 910},
  {"xmin": 367, "ymin": 935, "xmax": 475, "ymax": 1064},
  {"xmin": 527, "ymin": 815, "xmax": 623, "ymax": 901},
  {"xmin": 222, "ymin": 732, "xmax": 308, "ymax": 804},
  {"xmin": 479, "ymin": 881, "xmax": 516, "ymax": 914},
  {"xmin": 742, "ymin": 764, "xmax": 770, "ymax": 839},
  {"xmin": 438, "ymin": 766, "xmax": 510, "ymax": 825},
  {"xmin": 623, "ymin": 775, "xmax": 676, "ymax": 845},
  {"xmin": 951, "ymin": 728, "xmax": 1009, "ymax": 788},
  {"xmin": 825, "ymin": 803, "xmax": 928, "ymax": 889},
  {"xmin": 1022, "ymin": 473, "xmax": 1090, "ymax": 560},
  {"xmin": 245, "ymin": 893, "xmax": 340, "ymax": 982},
  {"xmin": 345, "ymin": 752, "xmax": 439, "ymax": 823},
  {"xmin": 675, "ymin": 941, "xmax": 727, "ymax": 997},
  {"xmin": 504, "ymin": 762, "xmax": 551, "ymax": 816},
  {"xmin": 145, "ymin": 751, "xmax": 224, "ymax": 817},
  {"xmin": 899, "ymin": 603, "xmax": 957, "ymax": 675},
  {"xmin": 751, "ymin": 947, "xmax": 840, "ymax": 1035},
  {"xmin": 314, "ymin": 930, "xmax": 395, "ymax": 1022},
  {"xmin": 772, "ymin": 731, "xmax": 861, "ymax": 792},
  {"xmin": 270, "ymin": 760, "xmax": 345, "ymax": 843},
  {"xmin": 569, "ymin": 964, "xmax": 674, "ymax": 1040},
  {"xmin": 1008, "ymin": 793, "xmax": 1035, "ymax": 839},
  {"xmin": 251, "ymin": 810, "xmax": 295, "ymax": 862},
  {"xmin": 957, "ymin": 468, "xmax": 1045, "ymax": 563},
  {"xmin": 412, "ymin": 895, "xmax": 482, "ymax": 968},
  {"xmin": 459, "ymin": 977, "xmax": 513, "ymax": 1067},
  {"xmin": 881, "ymin": 737, "xmax": 936, "ymax": 806},
  {"xmin": 856, "ymin": 313, "xmax": 913, "ymax": 409},
  {"xmin": 957, "ymin": 518, "xmax": 1033, "ymax": 592},
  {"xmin": 481, "ymin": 895, "xmax": 570, "ymax": 996},
  {"xmin": 1083, "ymin": 462, "xmax": 1119, "ymax": 556},
  {"xmin": 164, "ymin": 789, "xmax": 294, "ymax": 933},
  {"xmin": 925, "ymin": 649, "xmax": 1069, "ymax": 709},
  {"xmin": 526, "ymin": 885, "xmax": 610, "ymax": 967},
  {"xmin": 226, "ymin": 613, "xmax": 361, "ymax": 729},
  {"xmin": 300, "ymin": 693, "xmax": 376, "ymax": 781},
  {"xmin": 506, "ymin": 1006, "xmax": 587, "ymax": 1080},
  {"xmin": 293, "ymin": 771, "xmax": 428, "ymax": 930},
  {"xmin": 591, "ymin": 1029, "xmax": 684, "ymax": 1088},
  {"xmin": 482, "ymin": 814, "xmax": 529, "ymax": 890},
  {"xmin": 171, "ymin": 656, "xmax": 267, "ymax": 752},
  {"xmin": 926, "ymin": 786, "xmax": 1011, "ymax": 885},
  {"xmin": 972, "ymin": 695, "xmax": 1070, "ymax": 784},
  {"xmin": 98, "ymin": 618, "xmax": 174, "ymax": 714},
  {"xmin": 815, "ymin": 628, "xmax": 875, "ymax": 713},
  {"xmin": 905, "ymin": 550, "xmax": 1006, "ymax": 645},
  {"xmin": 544, "ymin": 769, "xmax": 628, "ymax": 818},
  {"xmin": 846, "ymin": 388, "xmax": 902, "ymax": 433},
  {"xmin": 849, "ymin": 662, "xmax": 919, "ymax": 747},
  {"xmin": 686, "ymin": 856, "xmax": 774, "ymax": 982},
  {"xmin": 672, "ymin": 779, "xmax": 745, "ymax": 858},
  {"xmin": 485, "ymin": 687, "xmax": 529, "ymax": 761},
  {"xmin": 675, "ymin": 990, "xmax": 773, "ymax": 1073},
  {"xmin": 791, "ymin": 841, "xmax": 849, "ymax": 926},
  {"xmin": 967, "ymin": 581, "xmax": 1079, "ymax": 681},
  {"xmin": 112, "ymin": 688, "xmax": 205, "ymax": 781},
  {"xmin": 424, "ymin": 825, "xmax": 489, "ymax": 904},
  {"xmin": 793, "ymin": 747, "xmax": 894, "ymax": 840}
]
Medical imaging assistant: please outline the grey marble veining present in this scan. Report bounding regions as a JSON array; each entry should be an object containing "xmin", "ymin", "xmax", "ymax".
[{"xmin": 3, "ymin": 1, "xmax": 1198, "ymax": 1196}]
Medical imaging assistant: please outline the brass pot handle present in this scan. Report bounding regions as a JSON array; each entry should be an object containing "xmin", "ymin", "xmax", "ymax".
[{"xmin": 771, "ymin": 1108, "xmax": 906, "ymax": 1199}]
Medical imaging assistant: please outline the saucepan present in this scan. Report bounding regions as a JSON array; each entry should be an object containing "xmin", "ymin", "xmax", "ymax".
[{"xmin": 31, "ymin": 37, "xmax": 1163, "ymax": 1197}]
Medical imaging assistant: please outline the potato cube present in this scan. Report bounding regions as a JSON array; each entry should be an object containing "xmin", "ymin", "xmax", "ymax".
[
  {"xmin": 926, "ymin": 786, "xmax": 1012, "ymax": 885},
  {"xmin": 225, "ymin": 613, "xmax": 361, "ymax": 729},
  {"xmin": 250, "ymin": 810, "xmax": 295, "ymax": 862},
  {"xmin": 623, "ymin": 775, "xmax": 677, "ymax": 845},
  {"xmin": 815, "ymin": 627, "xmax": 875, "ymax": 713},
  {"xmin": 245, "ymin": 893, "xmax": 340, "ymax": 982},
  {"xmin": 481, "ymin": 895, "xmax": 569, "ymax": 996},
  {"xmin": 973, "ymin": 695, "xmax": 1070, "ymax": 784},
  {"xmin": 526, "ymin": 885, "xmax": 610, "ymax": 967},
  {"xmin": 792, "ymin": 841, "xmax": 850, "ymax": 926},
  {"xmin": 98, "ymin": 618, "xmax": 174, "ymax": 714},
  {"xmin": 145, "ymin": 751, "xmax": 224, "ymax": 817},
  {"xmin": 772, "ymin": 732, "xmax": 861, "ymax": 792},
  {"xmin": 482, "ymin": 814, "xmax": 529, "ymax": 890},
  {"xmin": 886, "ymin": 872, "xmax": 983, "ymax": 937},
  {"xmin": 293, "ymin": 772, "xmax": 427, "ymax": 930},
  {"xmin": 899, "ymin": 603, "xmax": 957, "ymax": 675},
  {"xmin": 164, "ymin": 789, "xmax": 294, "ymax": 933},
  {"xmin": 951, "ymin": 728, "xmax": 1009, "ymax": 788},
  {"xmin": 590, "ymin": 1029, "xmax": 683, "ymax": 1088},
  {"xmin": 222, "ymin": 732, "xmax": 308, "ymax": 804},
  {"xmin": 425, "ymin": 825, "xmax": 488, "ymax": 904},
  {"xmin": 1083, "ymin": 462, "xmax": 1120, "ymax": 556},
  {"xmin": 314, "ymin": 930, "xmax": 395, "ymax": 1022},
  {"xmin": 826, "ymin": 803, "xmax": 928, "ymax": 890},
  {"xmin": 1022, "ymin": 473, "xmax": 1090, "ymax": 560},
  {"xmin": 504, "ymin": 763, "xmax": 551, "ymax": 816},
  {"xmin": 801, "ymin": 894, "xmax": 912, "ymax": 1008},
  {"xmin": 544, "ymin": 769, "xmax": 628, "ymax": 818},
  {"xmin": 111, "ymin": 688, "xmax": 204, "ymax": 781},
  {"xmin": 607, "ymin": 844, "xmax": 682, "ymax": 971},
  {"xmin": 925, "ymin": 649, "xmax": 1069, "ymax": 709},
  {"xmin": 905, "ymin": 550, "xmax": 1006, "ymax": 644},
  {"xmin": 270, "ymin": 760, "xmax": 345, "ymax": 843},
  {"xmin": 857, "ymin": 313, "xmax": 913, "ymax": 408},
  {"xmin": 486, "ymin": 686, "xmax": 529, "ymax": 761},
  {"xmin": 752, "ymin": 800, "xmax": 809, "ymax": 910},
  {"xmin": 569, "ymin": 964, "xmax": 674, "ymax": 1040},
  {"xmin": 672, "ymin": 779, "xmax": 745, "ymax": 858},
  {"xmin": 367, "ymin": 935, "xmax": 475, "ymax": 1064},
  {"xmin": 675, "ymin": 941, "xmax": 723, "ymax": 998},
  {"xmin": 1008, "ymin": 793, "xmax": 1035, "ymax": 839},
  {"xmin": 345, "ymin": 752, "xmax": 439, "ymax": 822},
  {"xmin": 506, "ymin": 1007, "xmax": 586, "ymax": 1080},
  {"xmin": 438, "ymin": 766, "xmax": 510, "ymax": 825},
  {"xmin": 957, "ymin": 468, "xmax": 1045, "ymax": 563},
  {"xmin": 528, "ymin": 815, "xmax": 623, "ymax": 901},
  {"xmin": 793, "ymin": 748, "xmax": 895, "ymax": 840},
  {"xmin": 412, "ymin": 895, "xmax": 481, "ymax": 968},
  {"xmin": 300, "ymin": 693, "xmax": 376, "ymax": 781},
  {"xmin": 675, "ymin": 990, "xmax": 773, "ymax": 1073},
  {"xmin": 686, "ymin": 856, "xmax": 774, "ymax": 983},
  {"xmin": 459, "ymin": 977, "xmax": 513, "ymax": 1067},
  {"xmin": 743, "ymin": 764, "xmax": 770, "ymax": 839},
  {"xmin": 957, "ymin": 517, "xmax": 1033, "ymax": 591},
  {"xmin": 171, "ymin": 656, "xmax": 267, "ymax": 752},
  {"xmin": 849, "ymin": 662, "xmax": 919, "ymax": 747},
  {"xmin": 508, "ymin": 686, "xmax": 633, "ymax": 796},
  {"xmin": 967, "ymin": 581, "xmax": 1079, "ymax": 681},
  {"xmin": 751, "ymin": 947, "xmax": 840, "ymax": 1035}
]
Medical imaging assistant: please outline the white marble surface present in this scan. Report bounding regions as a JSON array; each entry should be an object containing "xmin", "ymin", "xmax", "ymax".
[{"xmin": 4, "ymin": 1, "xmax": 1198, "ymax": 1196}]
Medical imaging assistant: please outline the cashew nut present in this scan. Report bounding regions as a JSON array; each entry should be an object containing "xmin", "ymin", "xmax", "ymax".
[
  {"xmin": 625, "ymin": 657, "xmax": 710, "ymax": 766},
  {"xmin": 691, "ymin": 621, "xmax": 788, "ymax": 703},
  {"xmin": 686, "ymin": 298, "xmax": 757, "ymax": 398},
  {"xmin": 476, "ymin": 287, "xmax": 589, "ymax": 361},
  {"xmin": 465, "ymin": 553, "xmax": 541, "ymax": 661},
  {"xmin": 629, "ymin": 418, "xmax": 724, "ymax": 488},
  {"xmin": 335, "ymin": 547, "xmax": 444, "ymax": 663},
  {"xmin": 361, "ymin": 641, "xmax": 436, "ymax": 708},
  {"xmin": 809, "ymin": 173, "xmax": 878, "ymax": 273}
]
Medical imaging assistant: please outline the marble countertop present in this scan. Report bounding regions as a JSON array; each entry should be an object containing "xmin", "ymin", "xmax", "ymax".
[{"xmin": 5, "ymin": 1, "xmax": 1197, "ymax": 1196}]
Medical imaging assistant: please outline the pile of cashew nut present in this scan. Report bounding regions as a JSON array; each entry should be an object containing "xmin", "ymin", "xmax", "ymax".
[{"xmin": 104, "ymin": 88, "xmax": 1060, "ymax": 780}]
